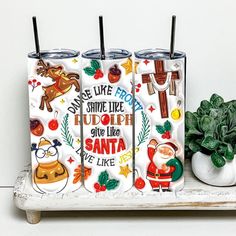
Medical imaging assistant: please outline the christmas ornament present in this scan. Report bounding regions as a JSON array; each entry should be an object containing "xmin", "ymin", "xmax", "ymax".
[
  {"xmin": 83, "ymin": 60, "xmax": 104, "ymax": 79},
  {"xmin": 108, "ymin": 64, "xmax": 121, "ymax": 83},
  {"xmin": 119, "ymin": 165, "xmax": 132, "ymax": 178},
  {"xmin": 121, "ymin": 58, "xmax": 132, "ymax": 75},
  {"xmin": 48, "ymin": 111, "xmax": 59, "ymax": 131},
  {"xmin": 30, "ymin": 119, "xmax": 44, "ymax": 136},
  {"xmin": 135, "ymin": 177, "xmax": 146, "ymax": 190},
  {"xmin": 156, "ymin": 120, "xmax": 172, "ymax": 139},
  {"xmin": 171, "ymin": 100, "xmax": 182, "ymax": 121}
]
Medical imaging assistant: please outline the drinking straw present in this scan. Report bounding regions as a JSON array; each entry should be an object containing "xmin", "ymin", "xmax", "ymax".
[
  {"xmin": 170, "ymin": 15, "xmax": 176, "ymax": 59},
  {"xmin": 99, "ymin": 16, "xmax": 105, "ymax": 60},
  {"xmin": 32, "ymin": 16, "xmax": 41, "ymax": 58}
]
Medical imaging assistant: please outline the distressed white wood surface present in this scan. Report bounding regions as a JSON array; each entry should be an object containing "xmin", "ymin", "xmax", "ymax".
[{"xmin": 13, "ymin": 161, "xmax": 236, "ymax": 211}]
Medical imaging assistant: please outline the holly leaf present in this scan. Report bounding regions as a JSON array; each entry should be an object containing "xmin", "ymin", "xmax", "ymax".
[
  {"xmin": 98, "ymin": 170, "xmax": 109, "ymax": 185},
  {"xmin": 164, "ymin": 120, "xmax": 171, "ymax": 131},
  {"xmin": 156, "ymin": 125, "xmax": 165, "ymax": 134},
  {"xmin": 201, "ymin": 136, "xmax": 220, "ymax": 150},
  {"xmin": 91, "ymin": 60, "xmax": 100, "ymax": 70},
  {"xmin": 84, "ymin": 67, "xmax": 95, "ymax": 76},
  {"xmin": 106, "ymin": 179, "xmax": 119, "ymax": 190},
  {"xmin": 211, "ymin": 152, "xmax": 226, "ymax": 168}
]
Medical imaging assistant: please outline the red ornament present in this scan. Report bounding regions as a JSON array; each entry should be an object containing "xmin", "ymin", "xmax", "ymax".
[
  {"xmin": 135, "ymin": 177, "xmax": 145, "ymax": 190},
  {"xmin": 48, "ymin": 111, "xmax": 59, "ymax": 130},
  {"xmin": 101, "ymin": 114, "xmax": 110, "ymax": 126}
]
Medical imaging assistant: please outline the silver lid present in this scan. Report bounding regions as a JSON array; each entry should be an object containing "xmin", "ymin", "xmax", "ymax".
[
  {"xmin": 28, "ymin": 49, "xmax": 79, "ymax": 59},
  {"xmin": 134, "ymin": 48, "xmax": 185, "ymax": 60},
  {"xmin": 82, "ymin": 48, "xmax": 132, "ymax": 60}
]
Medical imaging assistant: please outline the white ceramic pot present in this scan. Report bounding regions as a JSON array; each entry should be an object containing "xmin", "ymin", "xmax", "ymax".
[{"xmin": 192, "ymin": 152, "xmax": 236, "ymax": 186}]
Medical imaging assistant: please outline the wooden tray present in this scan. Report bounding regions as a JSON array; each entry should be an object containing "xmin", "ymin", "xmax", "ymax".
[{"xmin": 13, "ymin": 160, "xmax": 236, "ymax": 224}]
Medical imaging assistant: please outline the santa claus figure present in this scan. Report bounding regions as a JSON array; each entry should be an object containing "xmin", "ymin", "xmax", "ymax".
[{"xmin": 147, "ymin": 139, "xmax": 183, "ymax": 192}]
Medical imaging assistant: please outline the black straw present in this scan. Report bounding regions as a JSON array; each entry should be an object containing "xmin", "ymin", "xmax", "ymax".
[
  {"xmin": 170, "ymin": 15, "xmax": 176, "ymax": 59},
  {"xmin": 99, "ymin": 16, "xmax": 105, "ymax": 60},
  {"xmin": 32, "ymin": 16, "xmax": 41, "ymax": 58}
]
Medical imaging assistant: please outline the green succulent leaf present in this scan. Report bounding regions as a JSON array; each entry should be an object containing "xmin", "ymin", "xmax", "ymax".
[
  {"xmin": 201, "ymin": 136, "xmax": 220, "ymax": 150},
  {"xmin": 224, "ymin": 144, "xmax": 234, "ymax": 161},
  {"xmin": 200, "ymin": 115, "xmax": 215, "ymax": 132},
  {"xmin": 210, "ymin": 94, "xmax": 224, "ymax": 108},
  {"xmin": 189, "ymin": 140, "xmax": 202, "ymax": 152},
  {"xmin": 185, "ymin": 111, "xmax": 198, "ymax": 130},
  {"xmin": 211, "ymin": 152, "xmax": 226, "ymax": 168},
  {"xmin": 200, "ymin": 100, "xmax": 212, "ymax": 111}
]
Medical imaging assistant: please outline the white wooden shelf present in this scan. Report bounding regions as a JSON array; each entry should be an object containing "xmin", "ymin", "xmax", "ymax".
[{"xmin": 13, "ymin": 160, "xmax": 236, "ymax": 224}]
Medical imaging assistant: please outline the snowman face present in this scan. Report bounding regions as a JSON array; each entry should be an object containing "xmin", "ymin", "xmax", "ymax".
[{"xmin": 35, "ymin": 145, "xmax": 59, "ymax": 164}]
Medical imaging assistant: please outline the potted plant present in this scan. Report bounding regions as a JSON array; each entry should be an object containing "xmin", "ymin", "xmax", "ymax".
[{"xmin": 185, "ymin": 94, "xmax": 236, "ymax": 186}]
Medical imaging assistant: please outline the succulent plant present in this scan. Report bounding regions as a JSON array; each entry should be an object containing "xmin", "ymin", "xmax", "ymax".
[{"xmin": 185, "ymin": 94, "xmax": 236, "ymax": 168}]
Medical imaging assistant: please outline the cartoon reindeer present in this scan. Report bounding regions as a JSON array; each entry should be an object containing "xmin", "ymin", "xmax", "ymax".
[{"xmin": 36, "ymin": 59, "xmax": 80, "ymax": 112}]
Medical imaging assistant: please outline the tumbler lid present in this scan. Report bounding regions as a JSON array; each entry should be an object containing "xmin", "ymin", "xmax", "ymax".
[
  {"xmin": 134, "ymin": 48, "xmax": 185, "ymax": 60},
  {"xmin": 28, "ymin": 49, "xmax": 79, "ymax": 59},
  {"xmin": 82, "ymin": 48, "xmax": 132, "ymax": 60}
]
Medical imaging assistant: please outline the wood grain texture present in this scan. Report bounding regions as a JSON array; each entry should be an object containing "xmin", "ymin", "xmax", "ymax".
[{"xmin": 13, "ymin": 161, "xmax": 236, "ymax": 211}]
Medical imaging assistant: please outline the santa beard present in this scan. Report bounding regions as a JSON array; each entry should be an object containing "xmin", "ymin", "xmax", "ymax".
[{"xmin": 153, "ymin": 153, "xmax": 173, "ymax": 169}]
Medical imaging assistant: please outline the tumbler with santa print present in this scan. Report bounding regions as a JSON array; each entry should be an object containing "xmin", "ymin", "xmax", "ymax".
[
  {"xmin": 134, "ymin": 48, "xmax": 186, "ymax": 192},
  {"xmin": 80, "ymin": 48, "xmax": 134, "ymax": 193},
  {"xmin": 28, "ymin": 48, "xmax": 83, "ymax": 194}
]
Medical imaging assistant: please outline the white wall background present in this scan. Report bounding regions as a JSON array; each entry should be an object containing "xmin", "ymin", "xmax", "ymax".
[{"xmin": 1, "ymin": 0, "xmax": 236, "ymax": 186}]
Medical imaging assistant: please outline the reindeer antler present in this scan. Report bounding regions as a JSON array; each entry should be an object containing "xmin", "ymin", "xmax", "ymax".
[{"xmin": 36, "ymin": 59, "xmax": 50, "ymax": 77}]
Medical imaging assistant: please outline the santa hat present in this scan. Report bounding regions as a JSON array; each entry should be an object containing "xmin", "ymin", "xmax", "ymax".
[
  {"xmin": 38, "ymin": 137, "xmax": 51, "ymax": 148},
  {"xmin": 164, "ymin": 142, "xmax": 178, "ymax": 152}
]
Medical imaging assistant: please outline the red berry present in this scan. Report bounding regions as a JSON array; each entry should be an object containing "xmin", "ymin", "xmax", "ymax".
[
  {"xmin": 165, "ymin": 131, "xmax": 171, "ymax": 139},
  {"xmin": 48, "ymin": 119, "xmax": 59, "ymax": 130},
  {"xmin": 94, "ymin": 74, "xmax": 99, "ymax": 79},
  {"xmin": 37, "ymin": 81, "xmax": 41, "ymax": 86},
  {"xmin": 162, "ymin": 133, "xmax": 167, "ymax": 139},
  {"xmin": 96, "ymin": 189, "xmax": 101, "ymax": 193},
  {"xmin": 137, "ymin": 83, "xmax": 141, "ymax": 88},
  {"xmin": 100, "ymin": 185, "xmax": 106, "ymax": 191},
  {"xmin": 135, "ymin": 177, "xmax": 145, "ymax": 190},
  {"xmin": 136, "ymin": 89, "xmax": 140, "ymax": 93},
  {"xmin": 32, "ymin": 79, "xmax": 37, "ymax": 83},
  {"xmin": 94, "ymin": 182, "xmax": 100, "ymax": 190},
  {"xmin": 28, "ymin": 81, "xmax": 32, "ymax": 85},
  {"xmin": 99, "ymin": 72, "xmax": 104, "ymax": 78}
]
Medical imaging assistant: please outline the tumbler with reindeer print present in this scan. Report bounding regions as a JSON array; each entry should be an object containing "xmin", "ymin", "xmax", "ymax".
[
  {"xmin": 134, "ymin": 49, "xmax": 186, "ymax": 192},
  {"xmin": 78, "ymin": 49, "xmax": 134, "ymax": 193},
  {"xmin": 28, "ymin": 49, "xmax": 83, "ymax": 194}
]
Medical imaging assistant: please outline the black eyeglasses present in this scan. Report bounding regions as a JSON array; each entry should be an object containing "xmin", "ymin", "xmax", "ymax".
[{"xmin": 35, "ymin": 146, "xmax": 58, "ymax": 158}]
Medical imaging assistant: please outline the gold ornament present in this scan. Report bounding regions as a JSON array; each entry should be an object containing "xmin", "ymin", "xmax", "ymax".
[{"xmin": 171, "ymin": 108, "xmax": 181, "ymax": 120}]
